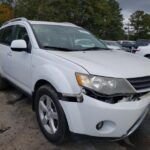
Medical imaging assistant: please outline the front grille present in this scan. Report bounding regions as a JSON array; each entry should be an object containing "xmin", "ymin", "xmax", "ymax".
[{"xmin": 127, "ymin": 76, "xmax": 150, "ymax": 90}]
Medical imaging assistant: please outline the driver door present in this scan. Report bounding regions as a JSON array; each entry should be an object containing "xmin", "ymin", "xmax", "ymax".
[{"xmin": 11, "ymin": 25, "xmax": 32, "ymax": 93}]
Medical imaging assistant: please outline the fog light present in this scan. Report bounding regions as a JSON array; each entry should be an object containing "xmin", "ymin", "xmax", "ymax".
[{"xmin": 96, "ymin": 121, "xmax": 104, "ymax": 130}]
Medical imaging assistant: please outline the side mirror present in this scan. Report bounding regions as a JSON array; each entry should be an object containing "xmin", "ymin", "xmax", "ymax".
[{"xmin": 11, "ymin": 40, "xmax": 27, "ymax": 52}]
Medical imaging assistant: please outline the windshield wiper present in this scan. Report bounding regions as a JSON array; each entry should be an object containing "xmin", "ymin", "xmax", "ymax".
[
  {"xmin": 43, "ymin": 46, "xmax": 110, "ymax": 52},
  {"xmin": 82, "ymin": 47, "xmax": 110, "ymax": 51},
  {"xmin": 43, "ymin": 46, "xmax": 75, "ymax": 51}
]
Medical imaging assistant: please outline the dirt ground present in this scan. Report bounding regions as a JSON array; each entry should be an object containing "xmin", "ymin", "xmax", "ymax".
[{"xmin": 0, "ymin": 87, "xmax": 150, "ymax": 150}]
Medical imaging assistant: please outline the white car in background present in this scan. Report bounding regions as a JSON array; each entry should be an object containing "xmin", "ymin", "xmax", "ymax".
[
  {"xmin": 102, "ymin": 40, "xmax": 131, "ymax": 52},
  {"xmin": 135, "ymin": 44, "xmax": 150, "ymax": 59},
  {"xmin": 104, "ymin": 40, "xmax": 122, "ymax": 50}
]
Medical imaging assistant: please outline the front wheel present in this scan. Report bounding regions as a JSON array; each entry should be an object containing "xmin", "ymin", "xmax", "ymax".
[{"xmin": 35, "ymin": 85, "xmax": 68, "ymax": 144}]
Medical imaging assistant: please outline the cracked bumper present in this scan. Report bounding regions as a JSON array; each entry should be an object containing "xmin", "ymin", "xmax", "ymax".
[{"xmin": 60, "ymin": 93, "xmax": 150, "ymax": 138}]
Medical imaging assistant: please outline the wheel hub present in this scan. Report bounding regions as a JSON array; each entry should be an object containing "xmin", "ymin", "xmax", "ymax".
[{"xmin": 39, "ymin": 95, "xmax": 59, "ymax": 134}]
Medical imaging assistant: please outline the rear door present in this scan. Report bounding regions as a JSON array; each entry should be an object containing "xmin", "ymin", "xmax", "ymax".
[{"xmin": 0, "ymin": 26, "xmax": 14, "ymax": 77}]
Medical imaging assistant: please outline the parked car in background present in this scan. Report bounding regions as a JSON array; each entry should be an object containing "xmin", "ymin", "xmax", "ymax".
[
  {"xmin": 135, "ymin": 39, "xmax": 150, "ymax": 48},
  {"xmin": 120, "ymin": 40, "xmax": 136, "ymax": 50},
  {"xmin": 119, "ymin": 40, "xmax": 150, "ymax": 54},
  {"xmin": 0, "ymin": 18, "xmax": 150, "ymax": 144},
  {"xmin": 102, "ymin": 40, "xmax": 131, "ymax": 52},
  {"xmin": 135, "ymin": 44, "xmax": 150, "ymax": 59}
]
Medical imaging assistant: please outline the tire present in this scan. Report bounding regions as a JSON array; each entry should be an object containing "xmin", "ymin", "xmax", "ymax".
[
  {"xmin": 34, "ymin": 84, "xmax": 68, "ymax": 144},
  {"xmin": 144, "ymin": 55, "xmax": 150, "ymax": 59},
  {"xmin": 0, "ymin": 75, "xmax": 9, "ymax": 90}
]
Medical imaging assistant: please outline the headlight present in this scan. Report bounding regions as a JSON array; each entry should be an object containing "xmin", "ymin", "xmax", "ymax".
[{"xmin": 76, "ymin": 73, "xmax": 135, "ymax": 95}]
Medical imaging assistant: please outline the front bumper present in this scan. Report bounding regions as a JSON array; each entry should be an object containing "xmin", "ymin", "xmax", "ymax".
[{"xmin": 60, "ymin": 93, "xmax": 150, "ymax": 138}]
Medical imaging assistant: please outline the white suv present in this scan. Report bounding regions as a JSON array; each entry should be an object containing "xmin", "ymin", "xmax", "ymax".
[{"xmin": 0, "ymin": 18, "xmax": 150, "ymax": 144}]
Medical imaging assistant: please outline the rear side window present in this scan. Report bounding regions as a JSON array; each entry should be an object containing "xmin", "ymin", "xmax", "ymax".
[
  {"xmin": 0, "ymin": 26, "xmax": 13, "ymax": 45},
  {"xmin": 0, "ymin": 29, "xmax": 4, "ymax": 42}
]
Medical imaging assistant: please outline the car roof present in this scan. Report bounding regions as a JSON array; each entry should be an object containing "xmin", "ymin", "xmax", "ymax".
[
  {"xmin": 29, "ymin": 20, "xmax": 78, "ymax": 27},
  {"xmin": 1, "ymin": 17, "xmax": 79, "ymax": 28}
]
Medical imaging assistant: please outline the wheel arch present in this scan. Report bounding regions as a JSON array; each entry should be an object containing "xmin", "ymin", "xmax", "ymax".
[
  {"xmin": 144, "ymin": 54, "xmax": 150, "ymax": 59},
  {"xmin": 32, "ymin": 79, "xmax": 58, "ymax": 110},
  {"xmin": 34, "ymin": 79, "xmax": 57, "ymax": 93}
]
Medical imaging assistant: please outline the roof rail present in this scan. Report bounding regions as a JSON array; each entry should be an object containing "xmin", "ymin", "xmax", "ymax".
[
  {"xmin": 62, "ymin": 22, "xmax": 75, "ymax": 25},
  {"xmin": 2, "ymin": 17, "xmax": 28, "ymax": 26}
]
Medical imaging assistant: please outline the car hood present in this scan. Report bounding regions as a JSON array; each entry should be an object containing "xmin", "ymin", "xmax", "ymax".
[{"xmin": 49, "ymin": 50, "xmax": 150, "ymax": 78}]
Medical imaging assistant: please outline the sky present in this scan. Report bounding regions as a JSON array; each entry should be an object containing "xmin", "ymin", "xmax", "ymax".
[{"xmin": 118, "ymin": 0, "xmax": 150, "ymax": 24}]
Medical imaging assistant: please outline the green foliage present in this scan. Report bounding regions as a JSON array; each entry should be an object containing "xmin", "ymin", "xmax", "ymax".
[
  {"xmin": 0, "ymin": 3, "xmax": 13, "ymax": 25},
  {"xmin": 130, "ymin": 11, "xmax": 150, "ymax": 39},
  {"xmin": 14, "ymin": 0, "xmax": 124, "ymax": 40}
]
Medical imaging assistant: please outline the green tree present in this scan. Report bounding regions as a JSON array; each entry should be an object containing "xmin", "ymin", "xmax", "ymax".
[
  {"xmin": 0, "ymin": 3, "xmax": 13, "ymax": 25},
  {"xmin": 104, "ymin": 0, "xmax": 124, "ymax": 40},
  {"xmin": 14, "ymin": 0, "xmax": 124, "ymax": 40},
  {"xmin": 129, "ymin": 11, "xmax": 150, "ymax": 39}
]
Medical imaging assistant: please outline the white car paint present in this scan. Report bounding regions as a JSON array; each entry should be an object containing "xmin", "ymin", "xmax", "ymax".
[
  {"xmin": 0, "ymin": 19, "xmax": 150, "ymax": 139},
  {"xmin": 61, "ymin": 93, "xmax": 149, "ymax": 137},
  {"xmin": 11, "ymin": 39, "xmax": 27, "ymax": 49},
  {"xmin": 106, "ymin": 45, "xmax": 121, "ymax": 50},
  {"xmin": 50, "ymin": 50, "xmax": 150, "ymax": 78},
  {"xmin": 135, "ymin": 44, "xmax": 150, "ymax": 57}
]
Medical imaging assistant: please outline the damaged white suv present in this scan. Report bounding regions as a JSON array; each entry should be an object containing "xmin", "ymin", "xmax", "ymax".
[{"xmin": 0, "ymin": 18, "xmax": 150, "ymax": 144}]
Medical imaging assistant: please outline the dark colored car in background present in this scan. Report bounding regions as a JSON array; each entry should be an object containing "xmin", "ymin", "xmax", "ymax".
[
  {"xmin": 135, "ymin": 39, "xmax": 150, "ymax": 48},
  {"xmin": 120, "ymin": 40, "xmax": 136, "ymax": 50}
]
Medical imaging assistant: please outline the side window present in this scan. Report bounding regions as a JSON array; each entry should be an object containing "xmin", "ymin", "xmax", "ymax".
[
  {"xmin": 14, "ymin": 25, "xmax": 30, "ymax": 46},
  {"xmin": 0, "ymin": 29, "xmax": 4, "ymax": 43},
  {"xmin": 1, "ymin": 26, "xmax": 13, "ymax": 45}
]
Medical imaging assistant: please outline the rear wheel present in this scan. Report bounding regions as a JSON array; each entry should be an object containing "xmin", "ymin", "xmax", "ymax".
[
  {"xmin": 0, "ymin": 75, "xmax": 9, "ymax": 90},
  {"xmin": 144, "ymin": 54, "xmax": 150, "ymax": 59},
  {"xmin": 34, "ymin": 84, "xmax": 68, "ymax": 144}
]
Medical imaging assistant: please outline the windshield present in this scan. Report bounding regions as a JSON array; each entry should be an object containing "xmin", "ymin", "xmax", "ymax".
[{"xmin": 32, "ymin": 24, "xmax": 107, "ymax": 51}]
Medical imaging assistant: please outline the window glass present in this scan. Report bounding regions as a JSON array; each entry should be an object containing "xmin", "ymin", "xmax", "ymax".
[
  {"xmin": 1, "ymin": 26, "xmax": 13, "ymax": 45},
  {"xmin": 0, "ymin": 29, "xmax": 4, "ymax": 43},
  {"xmin": 14, "ymin": 25, "xmax": 30, "ymax": 45},
  {"xmin": 32, "ymin": 24, "xmax": 107, "ymax": 51}
]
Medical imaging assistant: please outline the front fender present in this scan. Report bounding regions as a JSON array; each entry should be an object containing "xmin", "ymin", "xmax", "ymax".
[{"xmin": 32, "ymin": 64, "xmax": 85, "ymax": 94}]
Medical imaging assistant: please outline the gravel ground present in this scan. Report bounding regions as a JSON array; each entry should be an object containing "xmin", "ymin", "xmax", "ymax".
[{"xmin": 0, "ymin": 88, "xmax": 149, "ymax": 150}]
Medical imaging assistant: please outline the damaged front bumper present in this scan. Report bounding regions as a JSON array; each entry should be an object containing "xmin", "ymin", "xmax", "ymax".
[{"xmin": 60, "ymin": 92, "xmax": 150, "ymax": 138}]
